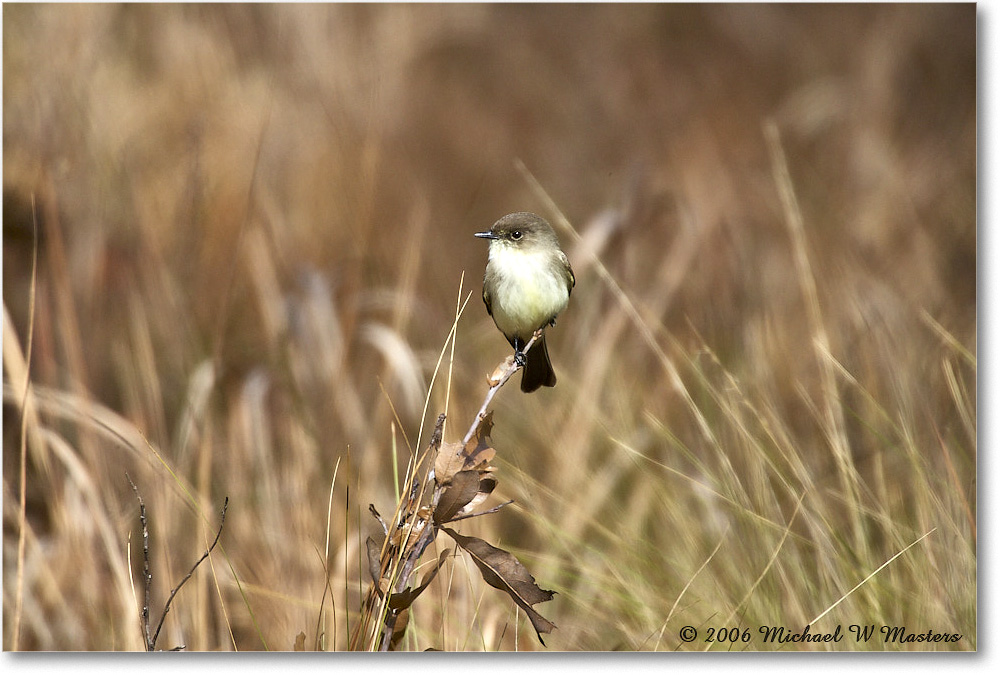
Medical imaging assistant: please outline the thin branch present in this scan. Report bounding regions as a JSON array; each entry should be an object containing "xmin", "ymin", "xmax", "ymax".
[
  {"xmin": 126, "ymin": 474, "xmax": 229, "ymax": 652},
  {"xmin": 370, "ymin": 331, "xmax": 540, "ymax": 651},
  {"xmin": 126, "ymin": 473, "xmax": 154, "ymax": 650},
  {"xmin": 445, "ymin": 499, "xmax": 514, "ymax": 523},
  {"xmin": 151, "ymin": 497, "xmax": 229, "ymax": 650},
  {"xmin": 465, "ymin": 329, "xmax": 542, "ymax": 446}
]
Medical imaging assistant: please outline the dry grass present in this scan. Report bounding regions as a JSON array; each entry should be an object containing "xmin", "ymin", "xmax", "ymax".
[{"xmin": 2, "ymin": 4, "xmax": 975, "ymax": 651}]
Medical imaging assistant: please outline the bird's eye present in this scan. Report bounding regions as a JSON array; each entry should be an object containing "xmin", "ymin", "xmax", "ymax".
[{"xmin": 511, "ymin": 230, "xmax": 523, "ymax": 240}]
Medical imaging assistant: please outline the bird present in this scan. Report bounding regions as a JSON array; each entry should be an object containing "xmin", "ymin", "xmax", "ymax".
[{"xmin": 475, "ymin": 212, "xmax": 575, "ymax": 392}]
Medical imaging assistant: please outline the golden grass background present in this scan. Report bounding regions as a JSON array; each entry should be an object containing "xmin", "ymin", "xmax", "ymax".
[{"xmin": 2, "ymin": 3, "xmax": 975, "ymax": 651}]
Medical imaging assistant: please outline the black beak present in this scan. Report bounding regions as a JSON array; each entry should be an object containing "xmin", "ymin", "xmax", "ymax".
[{"xmin": 474, "ymin": 231, "xmax": 498, "ymax": 240}]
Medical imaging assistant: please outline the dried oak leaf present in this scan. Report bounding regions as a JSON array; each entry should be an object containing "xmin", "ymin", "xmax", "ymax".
[{"xmin": 442, "ymin": 527, "xmax": 556, "ymax": 645}]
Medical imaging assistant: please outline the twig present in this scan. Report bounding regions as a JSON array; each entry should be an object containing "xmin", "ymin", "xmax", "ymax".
[
  {"xmin": 151, "ymin": 497, "xmax": 229, "ymax": 650},
  {"xmin": 126, "ymin": 473, "xmax": 153, "ymax": 650},
  {"xmin": 445, "ymin": 499, "xmax": 514, "ymax": 522},
  {"xmin": 127, "ymin": 474, "xmax": 228, "ymax": 651},
  {"xmin": 374, "ymin": 335, "xmax": 539, "ymax": 650},
  {"xmin": 375, "ymin": 415, "xmax": 446, "ymax": 651},
  {"xmin": 466, "ymin": 330, "xmax": 542, "ymax": 445},
  {"xmin": 371, "ymin": 332, "xmax": 541, "ymax": 651}
]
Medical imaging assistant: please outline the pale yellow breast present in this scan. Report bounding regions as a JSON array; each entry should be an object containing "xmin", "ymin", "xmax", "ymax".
[{"xmin": 487, "ymin": 244, "xmax": 570, "ymax": 338}]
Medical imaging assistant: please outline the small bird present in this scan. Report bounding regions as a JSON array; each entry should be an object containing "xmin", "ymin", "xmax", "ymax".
[{"xmin": 475, "ymin": 212, "xmax": 575, "ymax": 392}]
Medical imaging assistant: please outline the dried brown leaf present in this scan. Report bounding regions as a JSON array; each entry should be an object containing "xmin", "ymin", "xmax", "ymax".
[
  {"xmin": 389, "ymin": 548, "xmax": 451, "ymax": 610},
  {"xmin": 369, "ymin": 503, "xmax": 388, "ymax": 535},
  {"xmin": 435, "ymin": 413, "xmax": 497, "ymax": 485},
  {"xmin": 467, "ymin": 447, "xmax": 496, "ymax": 474},
  {"xmin": 434, "ymin": 470, "xmax": 481, "ymax": 524},
  {"xmin": 389, "ymin": 608, "xmax": 409, "ymax": 651},
  {"xmin": 471, "ymin": 410, "xmax": 495, "ymax": 445},
  {"xmin": 366, "ymin": 536, "xmax": 382, "ymax": 584},
  {"xmin": 442, "ymin": 527, "xmax": 556, "ymax": 645},
  {"xmin": 462, "ymin": 412, "xmax": 496, "ymax": 472},
  {"xmin": 456, "ymin": 477, "xmax": 498, "ymax": 519},
  {"xmin": 293, "ymin": 631, "xmax": 306, "ymax": 651},
  {"xmin": 434, "ymin": 440, "xmax": 466, "ymax": 485}
]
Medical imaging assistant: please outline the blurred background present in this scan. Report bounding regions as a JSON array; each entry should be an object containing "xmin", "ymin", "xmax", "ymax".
[{"xmin": 3, "ymin": 3, "xmax": 975, "ymax": 651}]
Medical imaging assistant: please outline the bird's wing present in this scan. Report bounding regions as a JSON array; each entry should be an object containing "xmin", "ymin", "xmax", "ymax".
[
  {"xmin": 482, "ymin": 283, "xmax": 493, "ymax": 317},
  {"xmin": 560, "ymin": 251, "xmax": 576, "ymax": 294}
]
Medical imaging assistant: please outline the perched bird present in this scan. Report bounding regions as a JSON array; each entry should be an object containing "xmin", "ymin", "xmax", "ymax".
[{"xmin": 475, "ymin": 212, "xmax": 575, "ymax": 392}]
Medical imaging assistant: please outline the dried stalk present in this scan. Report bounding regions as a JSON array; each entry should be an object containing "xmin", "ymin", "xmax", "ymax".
[{"xmin": 362, "ymin": 331, "xmax": 542, "ymax": 651}]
